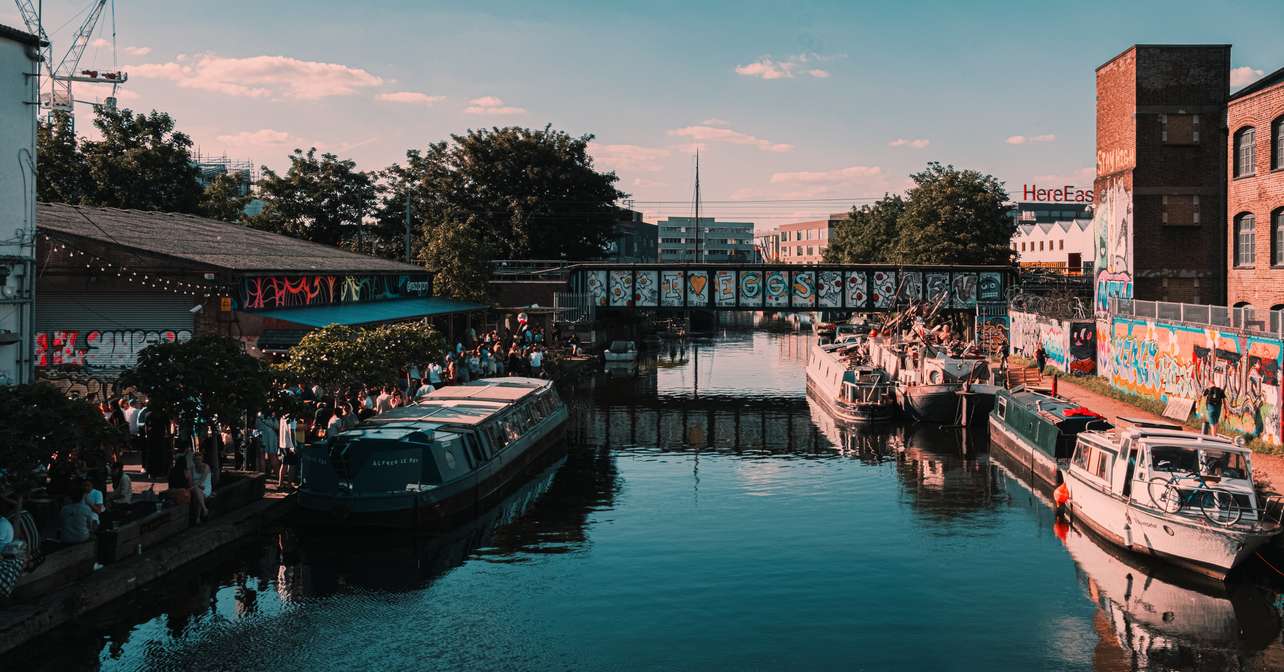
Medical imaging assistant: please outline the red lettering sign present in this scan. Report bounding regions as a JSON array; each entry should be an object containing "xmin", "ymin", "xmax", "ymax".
[{"xmin": 1021, "ymin": 183, "xmax": 1093, "ymax": 203}]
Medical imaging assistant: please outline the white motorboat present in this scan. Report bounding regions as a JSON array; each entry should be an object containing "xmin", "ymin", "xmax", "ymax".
[
  {"xmin": 1064, "ymin": 419, "xmax": 1280, "ymax": 578},
  {"xmin": 603, "ymin": 340, "xmax": 638, "ymax": 362}
]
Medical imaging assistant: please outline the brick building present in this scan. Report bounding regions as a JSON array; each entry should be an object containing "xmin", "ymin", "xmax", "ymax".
[
  {"xmin": 1225, "ymin": 67, "xmax": 1284, "ymax": 310},
  {"xmin": 1093, "ymin": 45, "xmax": 1230, "ymax": 309}
]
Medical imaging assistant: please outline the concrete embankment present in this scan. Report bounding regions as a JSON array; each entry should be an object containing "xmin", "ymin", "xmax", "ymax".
[{"xmin": 0, "ymin": 492, "xmax": 295, "ymax": 655}]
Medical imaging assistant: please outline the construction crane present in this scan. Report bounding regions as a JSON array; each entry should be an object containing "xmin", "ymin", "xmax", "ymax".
[{"xmin": 13, "ymin": 0, "xmax": 128, "ymax": 123}]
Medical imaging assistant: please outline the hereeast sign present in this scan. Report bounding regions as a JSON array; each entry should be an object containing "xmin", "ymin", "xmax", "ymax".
[{"xmin": 1022, "ymin": 183, "xmax": 1094, "ymax": 203}]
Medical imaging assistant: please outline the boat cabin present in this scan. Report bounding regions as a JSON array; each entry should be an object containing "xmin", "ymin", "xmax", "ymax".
[{"xmin": 993, "ymin": 388, "xmax": 1114, "ymax": 461}]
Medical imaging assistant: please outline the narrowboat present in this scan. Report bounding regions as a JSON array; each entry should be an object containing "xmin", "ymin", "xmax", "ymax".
[
  {"xmin": 867, "ymin": 338, "xmax": 998, "ymax": 424},
  {"xmin": 1063, "ymin": 420, "xmax": 1279, "ymax": 578},
  {"xmin": 806, "ymin": 341, "xmax": 898, "ymax": 423},
  {"xmin": 297, "ymin": 377, "xmax": 568, "ymax": 529},
  {"xmin": 603, "ymin": 340, "xmax": 638, "ymax": 362},
  {"xmin": 988, "ymin": 387, "xmax": 1113, "ymax": 488}
]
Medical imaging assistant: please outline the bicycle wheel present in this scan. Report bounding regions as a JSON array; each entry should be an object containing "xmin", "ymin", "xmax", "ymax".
[
  {"xmin": 1148, "ymin": 477, "xmax": 1182, "ymax": 513},
  {"xmin": 1200, "ymin": 490, "xmax": 1243, "ymax": 527}
]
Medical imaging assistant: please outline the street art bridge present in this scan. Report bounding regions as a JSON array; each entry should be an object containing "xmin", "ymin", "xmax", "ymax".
[{"xmin": 492, "ymin": 261, "xmax": 1016, "ymax": 313}]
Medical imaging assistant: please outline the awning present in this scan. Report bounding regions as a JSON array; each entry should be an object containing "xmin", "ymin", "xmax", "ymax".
[{"xmin": 255, "ymin": 297, "xmax": 488, "ymax": 328}]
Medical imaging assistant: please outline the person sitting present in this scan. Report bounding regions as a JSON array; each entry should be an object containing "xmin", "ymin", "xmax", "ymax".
[
  {"xmin": 110, "ymin": 462, "xmax": 132, "ymax": 507},
  {"xmin": 166, "ymin": 457, "xmax": 193, "ymax": 508},
  {"xmin": 192, "ymin": 462, "xmax": 212, "ymax": 523},
  {"xmin": 58, "ymin": 491, "xmax": 96, "ymax": 544},
  {"xmin": 81, "ymin": 478, "xmax": 105, "ymax": 526}
]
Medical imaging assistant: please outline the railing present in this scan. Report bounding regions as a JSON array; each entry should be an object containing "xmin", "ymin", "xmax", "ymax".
[
  {"xmin": 553, "ymin": 292, "xmax": 595, "ymax": 325},
  {"xmin": 1111, "ymin": 298, "xmax": 1282, "ymax": 336}
]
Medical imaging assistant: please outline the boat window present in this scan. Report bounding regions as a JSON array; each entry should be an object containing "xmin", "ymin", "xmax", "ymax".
[
  {"xmin": 487, "ymin": 421, "xmax": 508, "ymax": 451},
  {"xmin": 431, "ymin": 433, "xmax": 470, "ymax": 482},
  {"xmin": 996, "ymin": 397, "xmax": 1007, "ymax": 420},
  {"xmin": 464, "ymin": 432, "xmax": 487, "ymax": 465},
  {"xmin": 1092, "ymin": 449, "xmax": 1112, "ymax": 481},
  {"xmin": 1150, "ymin": 445, "xmax": 1199, "ymax": 474},
  {"xmin": 1199, "ymin": 449, "xmax": 1248, "ymax": 480},
  {"xmin": 1071, "ymin": 444, "xmax": 1090, "ymax": 470}
]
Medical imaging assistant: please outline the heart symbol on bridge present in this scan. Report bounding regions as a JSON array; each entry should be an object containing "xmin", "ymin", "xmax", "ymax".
[{"xmin": 689, "ymin": 274, "xmax": 707, "ymax": 296}]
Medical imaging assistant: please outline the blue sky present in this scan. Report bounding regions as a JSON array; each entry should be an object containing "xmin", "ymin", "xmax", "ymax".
[{"xmin": 10, "ymin": 0, "xmax": 1284, "ymax": 228}]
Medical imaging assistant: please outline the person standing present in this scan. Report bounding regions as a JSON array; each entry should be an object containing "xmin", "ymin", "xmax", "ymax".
[
  {"xmin": 278, "ymin": 414, "xmax": 295, "ymax": 485},
  {"xmin": 1202, "ymin": 383, "xmax": 1226, "ymax": 435},
  {"xmin": 1034, "ymin": 345, "xmax": 1047, "ymax": 375}
]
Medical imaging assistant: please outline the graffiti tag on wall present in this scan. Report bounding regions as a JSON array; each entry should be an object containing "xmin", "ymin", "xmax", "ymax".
[
  {"xmin": 1093, "ymin": 177, "xmax": 1133, "ymax": 313},
  {"xmin": 35, "ymin": 329, "xmax": 194, "ymax": 371},
  {"xmin": 240, "ymin": 273, "xmax": 432, "ymax": 311}
]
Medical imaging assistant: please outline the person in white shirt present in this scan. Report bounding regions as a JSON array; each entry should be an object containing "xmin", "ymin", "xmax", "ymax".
[
  {"xmin": 375, "ymin": 388, "xmax": 392, "ymax": 413},
  {"xmin": 81, "ymin": 479, "xmax": 105, "ymax": 524},
  {"xmin": 427, "ymin": 362, "xmax": 443, "ymax": 389},
  {"xmin": 415, "ymin": 380, "xmax": 435, "ymax": 400},
  {"xmin": 529, "ymin": 348, "xmax": 545, "ymax": 377},
  {"xmin": 278, "ymin": 415, "xmax": 295, "ymax": 485},
  {"xmin": 123, "ymin": 398, "xmax": 142, "ymax": 436}
]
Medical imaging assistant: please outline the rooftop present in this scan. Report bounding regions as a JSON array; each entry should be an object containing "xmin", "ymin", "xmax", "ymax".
[
  {"xmin": 37, "ymin": 202, "xmax": 425, "ymax": 274},
  {"xmin": 0, "ymin": 23, "xmax": 41, "ymax": 47}
]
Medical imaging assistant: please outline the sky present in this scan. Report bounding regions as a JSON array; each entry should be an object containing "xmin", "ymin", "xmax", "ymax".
[{"xmin": 7, "ymin": 0, "xmax": 1284, "ymax": 230}]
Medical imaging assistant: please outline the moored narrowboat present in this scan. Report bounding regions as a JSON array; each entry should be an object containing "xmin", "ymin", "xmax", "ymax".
[
  {"xmin": 297, "ymin": 377, "xmax": 568, "ymax": 529},
  {"xmin": 988, "ymin": 387, "xmax": 1113, "ymax": 487},
  {"xmin": 806, "ymin": 341, "xmax": 898, "ymax": 423}
]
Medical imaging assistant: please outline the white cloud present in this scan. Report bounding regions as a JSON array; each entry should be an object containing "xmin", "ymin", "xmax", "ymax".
[
  {"xmin": 1006, "ymin": 134, "xmax": 1056, "ymax": 145},
  {"xmin": 128, "ymin": 54, "xmax": 384, "ymax": 99},
  {"xmin": 215, "ymin": 128, "xmax": 299, "ymax": 146},
  {"xmin": 1030, "ymin": 166, "xmax": 1094, "ymax": 186},
  {"xmin": 123, "ymin": 46, "xmax": 152, "ymax": 57},
  {"xmin": 700, "ymin": 117, "xmax": 730, "ymax": 127},
  {"xmin": 90, "ymin": 38, "xmax": 111, "ymax": 48},
  {"xmin": 1231, "ymin": 66, "xmax": 1265, "ymax": 89},
  {"xmin": 463, "ymin": 96, "xmax": 526, "ymax": 115},
  {"xmin": 735, "ymin": 53, "xmax": 840, "ymax": 80},
  {"xmin": 631, "ymin": 177, "xmax": 667, "ymax": 189},
  {"xmin": 590, "ymin": 143, "xmax": 671, "ymax": 172},
  {"xmin": 770, "ymin": 165, "xmax": 882, "ymax": 185},
  {"xmin": 889, "ymin": 138, "xmax": 930, "ymax": 149},
  {"xmin": 667, "ymin": 124, "xmax": 793, "ymax": 153},
  {"xmin": 376, "ymin": 91, "xmax": 446, "ymax": 105}
]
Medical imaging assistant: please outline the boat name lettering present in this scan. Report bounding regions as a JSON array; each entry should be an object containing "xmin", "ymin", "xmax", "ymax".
[{"xmin": 371, "ymin": 457, "xmax": 419, "ymax": 467}]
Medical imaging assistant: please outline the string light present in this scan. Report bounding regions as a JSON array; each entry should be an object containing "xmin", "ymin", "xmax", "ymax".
[{"xmin": 39, "ymin": 233, "xmax": 233, "ymax": 301}]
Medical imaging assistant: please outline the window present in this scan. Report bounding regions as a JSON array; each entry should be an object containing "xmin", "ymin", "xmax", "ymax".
[
  {"xmin": 1072, "ymin": 445, "xmax": 1090, "ymax": 470},
  {"xmin": 807, "ymin": 246, "xmax": 813, "ymax": 256},
  {"xmin": 1275, "ymin": 117, "xmax": 1284, "ymax": 170},
  {"xmin": 796, "ymin": 246, "xmax": 802, "ymax": 255},
  {"xmin": 1235, "ymin": 212, "xmax": 1256, "ymax": 267},
  {"xmin": 1162, "ymin": 194, "xmax": 1200, "ymax": 226},
  {"xmin": 1058, "ymin": 240, "xmax": 1064, "ymax": 250},
  {"xmin": 1039, "ymin": 241, "xmax": 1044, "ymax": 251},
  {"xmin": 996, "ymin": 397, "xmax": 1007, "ymax": 420},
  {"xmin": 1160, "ymin": 113, "xmax": 1198, "ymax": 144},
  {"xmin": 1020, "ymin": 241, "xmax": 1026, "ymax": 252},
  {"xmin": 1234, "ymin": 126, "xmax": 1256, "ymax": 177},
  {"xmin": 1276, "ymin": 209, "xmax": 1284, "ymax": 266}
]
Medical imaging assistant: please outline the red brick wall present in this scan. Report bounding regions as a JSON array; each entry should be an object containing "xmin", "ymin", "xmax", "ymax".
[{"xmin": 1226, "ymin": 80, "xmax": 1284, "ymax": 309}]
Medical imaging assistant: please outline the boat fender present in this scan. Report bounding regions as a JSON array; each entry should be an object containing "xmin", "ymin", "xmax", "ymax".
[{"xmin": 1053, "ymin": 483, "xmax": 1070, "ymax": 508}]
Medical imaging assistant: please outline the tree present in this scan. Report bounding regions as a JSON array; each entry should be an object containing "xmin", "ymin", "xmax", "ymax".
[
  {"xmin": 274, "ymin": 322, "xmax": 446, "ymax": 392},
  {"xmin": 824, "ymin": 195, "xmax": 906, "ymax": 263},
  {"xmin": 893, "ymin": 162, "xmax": 1014, "ymax": 265},
  {"xmin": 80, "ymin": 107, "xmax": 203, "ymax": 212},
  {"xmin": 0, "ymin": 383, "xmax": 120, "ymax": 496},
  {"xmin": 119, "ymin": 335, "xmax": 270, "ymax": 432},
  {"xmin": 250, "ymin": 148, "xmax": 376, "ymax": 246},
  {"xmin": 200, "ymin": 172, "xmax": 251, "ymax": 222},
  {"xmin": 418, "ymin": 216, "xmax": 497, "ymax": 302},
  {"xmin": 379, "ymin": 126, "xmax": 625, "ymax": 293},
  {"xmin": 36, "ymin": 111, "xmax": 92, "ymax": 204}
]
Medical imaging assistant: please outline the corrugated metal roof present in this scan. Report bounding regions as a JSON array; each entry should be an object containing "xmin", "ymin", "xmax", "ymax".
[{"xmin": 37, "ymin": 203, "xmax": 425, "ymax": 274}]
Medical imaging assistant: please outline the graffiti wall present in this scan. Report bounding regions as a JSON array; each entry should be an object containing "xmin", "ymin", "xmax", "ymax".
[
  {"xmin": 1100, "ymin": 316, "xmax": 1282, "ymax": 443},
  {"xmin": 1093, "ymin": 176, "xmax": 1133, "ymax": 314},
  {"xmin": 240, "ymin": 273, "xmax": 432, "ymax": 311},
  {"xmin": 1008, "ymin": 311, "xmax": 1096, "ymax": 374},
  {"xmin": 35, "ymin": 329, "xmax": 193, "ymax": 372}
]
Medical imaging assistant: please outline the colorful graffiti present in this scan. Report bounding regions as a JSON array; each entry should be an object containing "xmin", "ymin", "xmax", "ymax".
[
  {"xmin": 952, "ymin": 273, "xmax": 978, "ymax": 309},
  {"xmin": 791, "ymin": 271, "xmax": 815, "ymax": 307},
  {"xmin": 35, "ymin": 329, "xmax": 193, "ymax": 371},
  {"xmin": 872, "ymin": 271, "xmax": 896, "ymax": 308},
  {"xmin": 1011, "ymin": 311, "xmax": 1068, "ymax": 369},
  {"xmin": 687, "ymin": 270, "xmax": 709, "ymax": 305},
  {"xmin": 1101, "ymin": 316, "xmax": 1282, "ymax": 443},
  {"xmin": 846, "ymin": 271, "xmax": 868, "ymax": 308},
  {"xmin": 609, "ymin": 270, "xmax": 633, "ymax": 307},
  {"xmin": 715, "ymin": 271, "xmax": 737, "ymax": 306},
  {"xmin": 635, "ymin": 271, "xmax": 658, "ymax": 306},
  {"xmin": 1068, "ymin": 322, "xmax": 1096, "ymax": 374},
  {"xmin": 240, "ymin": 273, "xmax": 431, "ymax": 311},
  {"xmin": 978, "ymin": 272, "xmax": 1003, "ymax": 301},
  {"xmin": 588, "ymin": 270, "xmax": 609, "ymax": 306},
  {"xmin": 765, "ymin": 271, "xmax": 789, "ymax": 307},
  {"xmin": 899, "ymin": 271, "xmax": 922, "ymax": 303},
  {"xmin": 817, "ymin": 271, "xmax": 843, "ymax": 308},
  {"xmin": 977, "ymin": 315, "xmax": 1010, "ymax": 356},
  {"xmin": 739, "ymin": 271, "xmax": 763, "ymax": 307},
  {"xmin": 1093, "ymin": 177, "xmax": 1133, "ymax": 313},
  {"xmin": 660, "ymin": 270, "xmax": 683, "ymax": 307}
]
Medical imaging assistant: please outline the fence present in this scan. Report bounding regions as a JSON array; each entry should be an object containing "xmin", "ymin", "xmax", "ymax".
[
  {"xmin": 553, "ymin": 292, "xmax": 596, "ymax": 326},
  {"xmin": 1110, "ymin": 298, "xmax": 1284, "ymax": 336}
]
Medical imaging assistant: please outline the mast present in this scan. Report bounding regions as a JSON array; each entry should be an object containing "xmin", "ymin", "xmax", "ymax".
[{"xmin": 694, "ymin": 149, "xmax": 701, "ymax": 262}]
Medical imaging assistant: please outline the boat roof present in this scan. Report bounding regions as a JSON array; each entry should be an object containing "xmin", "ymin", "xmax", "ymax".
[
  {"xmin": 422, "ymin": 377, "xmax": 551, "ymax": 403},
  {"xmin": 1002, "ymin": 388, "xmax": 1094, "ymax": 421},
  {"xmin": 332, "ymin": 378, "xmax": 552, "ymax": 440},
  {"xmin": 1080, "ymin": 425, "xmax": 1249, "ymax": 453}
]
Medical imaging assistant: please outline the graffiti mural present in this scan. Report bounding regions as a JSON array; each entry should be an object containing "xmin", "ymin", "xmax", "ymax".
[
  {"xmin": 660, "ymin": 270, "xmax": 684, "ymax": 307},
  {"xmin": 765, "ymin": 271, "xmax": 789, "ymax": 308},
  {"xmin": 715, "ymin": 271, "xmax": 737, "ymax": 307},
  {"xmin": 1068, "ymin": 322, "xmax": 1096, "ymax": 374},
  {"xmin": 925, "ymin": 273, "xmax": 949, "ymax": 306},
  {"xmin": 588, "ymin": 270, "xmax": 609, "ymax": 306},
  {"xmin": 791, "ymin": 271, "xmax": 816, "ymax": 307},
  {"xmin": 1093, "ymin": 176, "xmax": 1133, "ymax": 313},
  {"xmin": 845, "ymin": 271, "xmax": 868, "ymax": 308},
  {"xmin": 240, "ymin": 273, "xmax": 431, "ymax": 311},
  {"xmin": 609, "ymin": 270, "xmax": 633, "ymax": 307},
  {"xmin": 872, "ymin": 271, "xmax": 895, "ymax": 309},
  {"xmin": 635, "ymin": 271, "xmax": 658, "ymax": 307},
  {"xmin": 817, "ymin": 271, "xmax": 842, "ymax": 308},
  {"xmin": 687, "ymin": 270, "xmax": 709, "ymax": 306},
  {"xmin": 1101, "ymin": 316, "xmax": 1282, "ymax": 443},
  {"xmin": 952, "ymin": 273, "xmax": 978, "ymax": 309},
  {"xmin": 978, "ymin": 272, "xmax": 1003, "ymax": 301},
  {"xmin": 977, "ymin": 315, "xmax": 1010, "ymax": 356},
  {"xmin": 1010, "ymin": 311, "xmax": 1067, "ymax": 370},
  {"xmin": 739, "ymin": 271, "xmax": 763, "ymax": 307},
  {"xmin": 899, "ymin": 271, "xmax": 923, "ymax": 303},
  {"xmin": 35, "ymin": 329, "xmax": 193, "ymax": 372}
]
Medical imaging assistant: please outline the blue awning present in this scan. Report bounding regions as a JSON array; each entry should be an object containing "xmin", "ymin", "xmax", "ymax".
[{"xmin": 255, "ymin": 297, "xmax": 487, "ymax": 328}]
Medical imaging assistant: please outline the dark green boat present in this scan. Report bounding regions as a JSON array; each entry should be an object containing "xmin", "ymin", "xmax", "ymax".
[{"xmin": 988, "ymin": 387, "xmax": 1112, "ymax": 488}]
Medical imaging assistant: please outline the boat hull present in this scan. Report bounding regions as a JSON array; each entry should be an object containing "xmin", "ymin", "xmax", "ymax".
[
  {"xmin": 604, "ymin": 351, "xmax": 637, "ymax": 362},
  {"xmin": 1064, "ymin": 469, "xmax": 1277, "ymax": 579},
  {"xmin": 805, "ymin": 377, "xmax": 898, "ymax": 423},
  {"xmin": 988, "ymin": 414, "xmax": 1064, "ymax": 487}
]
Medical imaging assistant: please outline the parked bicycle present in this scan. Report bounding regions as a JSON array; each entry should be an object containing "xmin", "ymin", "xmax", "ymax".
[{"xmin": 1147, "ymin": 465, "xmax": 1243, "ymax": 526}]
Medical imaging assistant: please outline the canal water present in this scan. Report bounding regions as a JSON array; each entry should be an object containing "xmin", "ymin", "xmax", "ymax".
[{"xmin": 10, "ymin": 332, "xmax": 1284, "ymax": 671}]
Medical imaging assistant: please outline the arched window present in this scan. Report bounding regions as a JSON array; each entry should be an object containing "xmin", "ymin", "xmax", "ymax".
[
  {"xmin": 1234, "ymin": 301, "xmax": 1253, "ymax": 309},
  {"xmin": 1234, "ymin": 127, "xmax": 1256, "ymax": 177},
  {"xmin": 1274, "ymin": 208, "xmax": 1284, "ymax": 267},
  {"xmin": 1235, "ymin": 212, "xmax": 1255, "ymax": 267},
  {"xmin": 1274, "ymin": 117, "xmax": 1284, "ymax": 171},
  {"xmin": 1271, "ymin": 304, "xmax": 1284, "ymax": 313}
]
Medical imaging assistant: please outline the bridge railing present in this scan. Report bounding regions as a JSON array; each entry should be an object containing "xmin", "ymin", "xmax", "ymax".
[
  {"xmin": 1111, "ymin": 298, "xmax": 1283, "ymax": 336},
  {"xmin": 554, "ymin": 292, "xmax": 595, "ymax": 325}
]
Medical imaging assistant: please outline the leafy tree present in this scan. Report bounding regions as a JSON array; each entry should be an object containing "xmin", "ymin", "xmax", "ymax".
[
  {"xmin": 274, "ymin": 322, "xmax": 446, "ymax": 392},
  {"xmin": 251, "ymin": 148, "xmax": 376, "ymax": 246},
  {"xmin": 0, "ymin": 383, "xmax": 120, "ymax": 496},
  {"xmin": 36, "ymin": 111, "xmax": 92, "ymax": 204},
  {"xmin": 80, "ymin": 107, "xmax": 203, "ymax": 212},
  {"xmin": 119, "ymin": 335, "xmax": 270, "ymax": 432},
  {"xmin": 199, "ymin": 172, "xmax": 251, "ymax": 222},
  {"xmin": 379, "ymin": 126, "xmax": 625, "ymax": 292},
  {"xmin": 418, "ymin": 216, "xmax": 497, "ymax": 302},
  {"xmin": 824, "ymin": 195, "xmax": 906, "ymax": 263},
  {"xmin": 894, "ymin": 162, "xmax": 1014, "ymax": 265}
]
